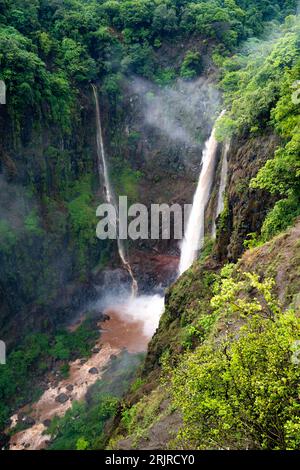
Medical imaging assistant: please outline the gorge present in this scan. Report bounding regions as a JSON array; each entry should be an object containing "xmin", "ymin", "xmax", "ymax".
[{"xmin": 0, "ymin": 0, "xmax": 300, "ymax": 453}]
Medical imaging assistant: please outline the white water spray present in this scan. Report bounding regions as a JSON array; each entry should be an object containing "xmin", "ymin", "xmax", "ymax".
[
  {"xmin": 92, "ymin": 84, "xmax": 138, "ymax": 296},
  {"xmin": 118, "ymin": 294, "xmax": 165, "ymax": 338},
  {"xmin": 179, "ymin": 111, "xmax": 226, "ymax": 275},
  {"xmin": 212, "ymin": 140, "xmax": 230, "ymax": 238}
]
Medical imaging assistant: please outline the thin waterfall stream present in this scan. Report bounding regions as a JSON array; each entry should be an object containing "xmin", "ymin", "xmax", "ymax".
[
  {"xmin": 212, "ymin": 139, "xmax": 230, "ymax": 238},
  {"xmin": 92, "ymin": 84, "xmax": 138, "ymax": 297}
]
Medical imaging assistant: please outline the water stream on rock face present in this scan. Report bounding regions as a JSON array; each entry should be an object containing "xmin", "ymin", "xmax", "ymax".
[
  {"xmin": 92, "ymin": 84, "xmax": 138, "ymax": 297},
  {"xmin": 179, "ymin": 110, "xmax": 226, "ymax": 275},
  {"xmin": 9, "ymin": 93, "xmax": 224, "ymax": 451},
  {"xmin": 212, "ymin": 139, "xmax": 230, "ymax": 238}
]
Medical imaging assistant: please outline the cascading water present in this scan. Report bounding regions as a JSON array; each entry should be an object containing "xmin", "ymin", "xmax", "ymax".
[
  {"xmin": 212, "ymin": 140, "xmax": 230, "ymax": 238},
  {"xmin": 179, "ymin": 110, "xmax": 226, "ymax": 276},
  {"xmin": 92, "ymin": 84, "xmax": 138, "ymax": 297}
]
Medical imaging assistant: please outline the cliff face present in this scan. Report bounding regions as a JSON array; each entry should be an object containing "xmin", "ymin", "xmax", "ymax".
[
  {"xmin": 0, "ymin": 52, "xmax": 216, "ymax": 343},
  {"xmin": 107, "ymin": 225, "xmax": 300, "ymax": 450},
  {"xmin": 0, "ymin": 90, "xmax": 105, "ymax": 344},
  {"xmin": 213, "ymin": 132, "xmax": 280, "ymax": 262},
  {"xmin": 106, "ymin": 126, "xmax": 299, "ymax": 450}
]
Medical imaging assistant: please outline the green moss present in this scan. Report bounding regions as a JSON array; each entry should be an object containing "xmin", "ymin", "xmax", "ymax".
[
  {"xmin": 111, "ymin": 157, "xmax": 143, "ymax": 202},
  {"xmin": 112, "ymin": 387, "xmax": 167, "ymax": 449}
]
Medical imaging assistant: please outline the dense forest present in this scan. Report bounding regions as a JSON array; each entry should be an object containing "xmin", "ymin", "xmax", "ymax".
[{"xmin": 0, "ymin": 0, "xmax": 300, "ymax": 453}]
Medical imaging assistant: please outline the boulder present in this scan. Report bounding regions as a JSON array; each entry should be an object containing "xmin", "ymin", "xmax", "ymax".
[{"xmin": 55, "ymin": 393, "xmax": 69, "ymax": 404}]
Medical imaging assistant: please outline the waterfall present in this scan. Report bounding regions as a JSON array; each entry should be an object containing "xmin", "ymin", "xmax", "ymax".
[
  {"xmin": 92, "ymin": 84, "xmax": 138, "ymax": 297},
  {"xmin": 178, "ymin": 110, "xmax": 225, "ymax": 276},
  {"xmin": 212, "ymin": 140, "xmax": 230, "ymax": 238}
]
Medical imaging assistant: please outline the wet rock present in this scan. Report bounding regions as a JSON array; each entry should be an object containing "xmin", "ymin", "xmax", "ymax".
[
  {"xmin": 55, "ymin": 393, "xmax": 69, "ymax": 404},
  {"xmin": 66, "ymin": 384, "xmax": 74, "ymax": 392},
  {"xmin": 88, "ymin": 367, "xmax": 98, "ymax": 375},
  {"xmin": 23, "ymin": 416, "xmax": 35, "ymax": 427},
  {"xmin": 17, "ymin": 412, "xmax": 25, "ymax": 422},
  {"xmin": 0, "ymin": 433, "xmax": 10, "ymax": 450}
]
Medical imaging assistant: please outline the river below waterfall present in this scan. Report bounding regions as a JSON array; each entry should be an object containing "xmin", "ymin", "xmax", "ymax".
[{"xmin": 8, "ymin": 291, "xmax": 164, "ymax": 450}]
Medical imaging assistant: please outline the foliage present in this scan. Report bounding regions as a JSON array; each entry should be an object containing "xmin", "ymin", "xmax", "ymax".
[
  {"xmin": 130, "ymin": 377, "xmax": 145, "ymax": 393},
  {"xmin": 48, "ymin": 352, "xmax": 143, "ymax": 449},
  {"xmin": 218, "ymin": 16, "xmax": 300, "ymax": 241},
  {"xmin": 0, "ymin": 0, "xmax": 296, "ymax": 128},
  {"xmin": 170, "ymin": 271, "xmax": 300, "ymax": 449},
  {"xmin": 180, "ymin": 50, "xmax": 203, "ymax": 80},
  {"xmin": 111, "ymin": 157, "xmax": 142, "ymax": 202},
  {"xmin": 218, "ymin": 17, "xmax": 300, "ymax": 135},
  {"xmin": 0, "ymin": 0, "xmax": 299, "ymax": 451},
  {"xmin": 118, "ymin": 387, "xmax": 166, "ymax": 446},
  {"xmin": 251, "ymin": 60, "xmax": 300, "ymax": 239},
  {"xmin": 0, "ymin": 320, "xmax": 99, "ymax": 430},
  {"xmin": 48, "ymin": 396, "xmax": 118, "ymax": 450}
]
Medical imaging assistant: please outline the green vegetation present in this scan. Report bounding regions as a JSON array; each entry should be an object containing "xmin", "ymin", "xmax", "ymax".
[
  {"xmin": 180, "ymin": 51, "xmax": 203, "ymax": 80},
  {"xmin": 47, "ymin": 352, "xmax": 143, "ymax": 450},
  {"xmin": 110, "ymin": 386, "xmax": 168, "ymax": 449},
  {"xmin": 48, "ymin": 397, "xmax": 118, "ymax": 450},
  {"xmin": 170, "ymin": 270, "xmax": 300, "ymax": 449},
  {"xmin": 0, "ymin": 0, "xmax": 297, "ymax": 127},
  {"xmin": 1, "ymin": 0, "xmax": 300, "ymax": 452},
  {"xmin": 0, "ymin": 0, "xmax": 297, "ymax": 325},
  {"xmin": 0, "ymin": 319, "xmax": 99, "ymax": 430},
  {"xmin": 111, "ymin": 157, "xmax": 143, "ymax": 202},
  {"xmin": 217, "ymin": 15, "xmax": 300, "ymax": 241}
]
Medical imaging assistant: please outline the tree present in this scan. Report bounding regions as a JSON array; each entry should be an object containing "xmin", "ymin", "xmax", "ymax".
[
  {"xmin": 171, "ymin": 272, "xmax": 300, "ymax": 449},
  {"xmin": 180, "ymin": 50, "xmax": 203, "ymax": 80},
  {"xmin": 152, "ymin": 4, "xmax": 178, "ymax": 34}
]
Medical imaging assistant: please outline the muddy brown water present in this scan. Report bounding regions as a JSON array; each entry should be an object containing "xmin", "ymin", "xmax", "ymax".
[{"xmin": 9, "ymin": 304, "xmax": 152, "ymax": 450}]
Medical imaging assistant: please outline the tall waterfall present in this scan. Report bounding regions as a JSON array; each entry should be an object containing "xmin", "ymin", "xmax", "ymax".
[
  {"xmin": 179, "ymin": 111, "xmax": 225, "ymax": 276},
  {"xmin": 212, "ymin": 140, "xmax": 230, "ymax": 238},
  {"xmin": 92, "ymin": 84, "xmax": 138, "ymax": 297}
]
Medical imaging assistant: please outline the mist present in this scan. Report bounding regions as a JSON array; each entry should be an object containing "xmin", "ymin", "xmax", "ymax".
[{"xmin": 128, "ymin": 76, "xmax": 220, "ymax": 168}]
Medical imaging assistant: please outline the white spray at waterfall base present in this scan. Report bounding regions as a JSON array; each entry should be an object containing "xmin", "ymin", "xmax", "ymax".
[
  {"xmin": 121, "ymin": 294, "xmax": 165, "ymax": 337},
  {"xmin": 103, "ymin": 294, "xmax": 165, "ymax": 339},
  {"xmin": 179, "ymin": 110, "xmax": 226, "ymax": 276}
]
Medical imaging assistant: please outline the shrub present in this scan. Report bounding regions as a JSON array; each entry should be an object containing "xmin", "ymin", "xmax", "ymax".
[
  {"xmin": 180, "ymin": 51, "xmax": 203, "ymax": 80},
  {"xmin": 170, "ymin": 272, "xmax": 300, "ymax": 449}
]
